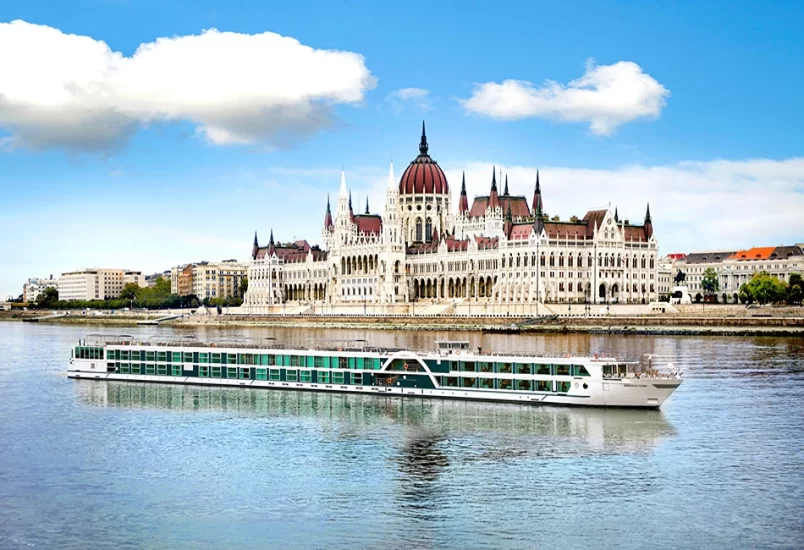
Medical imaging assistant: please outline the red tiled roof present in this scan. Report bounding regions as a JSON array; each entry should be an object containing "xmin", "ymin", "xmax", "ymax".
[
  {"xmin": 354, "ymin": 215, "xmax": 382, "ymax": 235},
  {"xmin": 468, "ymin": 196, "xmax": 532, "ymax": 218},
  {"xmin": 474, "ymin": 235, "xmax": 499, "ymax": 249},
  {"xmin": 730, "ymin": 247, "xmax": 776, "ymax": 261},
  {"xmin": 582, "ymin": 210, "xmax": 607, "ymax": 238},
  {"xmin": 543, "ymin": 222, "xmax": 588, "ymax": 240},
  {"xmin": 508, "ymin": 223, "xmax": 533, "ymax": 240}
]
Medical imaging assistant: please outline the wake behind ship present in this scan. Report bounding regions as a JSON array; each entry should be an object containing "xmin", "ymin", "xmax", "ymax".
[{"xmin": 68, "ymin": 335, "xmax": 682, "ymax": 408}]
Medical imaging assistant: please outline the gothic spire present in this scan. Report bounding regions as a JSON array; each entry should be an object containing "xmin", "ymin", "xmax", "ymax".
[
  {"xmin": 269, "ymin": 229, "xmax": 274, "ymax": 246},
  {"xmin": 614, "ymin": 206, "xmax": 619, "ymax": 223},
  {"xmin": 489, "ymin": 166, "xmax": 500, "ymax": 210},
  {"xmin": 419, "ymin": 120, "xmax": 429, "ymax": 155},
  {"xmin": 365, "ymin": 197, "xmax": 370, "ymax": 215},
  {"xmin": 387, "ymin": 160, "xmax": 395, "ymax": 191},
  {"xmin": 339, "ymin": 169, "xmax": 347, "ymax": 200},
  {"xmin": 458, "ymin": 171, "xmax": 469, "ymax": 214},
  {"xmin": 532, "ymin": 170, "xmax": 543, "ymax": 215},
  {"xmin": 251, "ymin": 231, "xmax": 259, "ymax": 259},
  {"xmin": 324, "ymin": 194, "xmax": 333, "ymax": 229},
  {"xmin": 644, "ymin": 203, "xmax": 653, "ymax": 239},
  {"xmin": 503, "ymin": 174, "xmax": 509, "ymax": 196}
]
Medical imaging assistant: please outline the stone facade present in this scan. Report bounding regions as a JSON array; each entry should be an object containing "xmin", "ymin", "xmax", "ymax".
[
  {"xmin": 671, "ymin": 246, "xmax": 804, "ymax": 303},
  {"xmin": 58, "ymin": 269, "xmax": 145, "ymax": 301},
  {"xmin": 244, "ymin": 124, "xmax": 660, "ymax": 313},
  {"xmin": 22, "ymin": 277, "xmax": 59, "ymax": 303}
]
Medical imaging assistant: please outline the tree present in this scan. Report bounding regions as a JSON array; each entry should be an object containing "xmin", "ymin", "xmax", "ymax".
[
  {"xmin": 744, "ymin": 271, "xmax": 786, "ymax": 305},
  {"xmin": 239, "ymin": 276, "xmax": 248, "ymax": 297},
  {"xmin": 701, "ymin": 268, "xmax": 720, "ymax": 303},
  {"xmin": 35, "ymin": 287, "xmax": 59, "ymax": 308},
  {"xmin": 120, "ymin": 283, "xmax": 141, "ymax": 301},
  {"xmin": 787, "ymin": 273, "xmax": 803, "ymax": 305}
]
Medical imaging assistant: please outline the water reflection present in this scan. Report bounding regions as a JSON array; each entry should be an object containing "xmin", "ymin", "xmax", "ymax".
[{"xmin": 75, "ymin": 380, "xmax": 676, "ymax": 457}]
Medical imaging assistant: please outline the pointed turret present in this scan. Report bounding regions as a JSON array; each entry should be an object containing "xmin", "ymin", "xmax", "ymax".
[
  {"xmin": 252, "ymin": 231, "xmax": 259, "ymax": 259},
  {"xmin": 644, "ymin": 203, "xmax": 653, "ymax": 239},
  {"xmin": 532, "ymin": 170, "xmax": 543, "ymax": 215},
  {"xmin": 614, "ymin": 206, "xmax": 619, "ymax": 223},
  {"xmin": 348, "ymin": 191, "xmax": 354, "ymax": 221},
  {"xmin": 339, "ymin": 169, "xmax": 347, "ymax": 201},
  {"xmin": 324, "ymin": 195, "xmax": 333, "ymax": 230},
  {"xmin": 488, "ymin": 166, "xmax": 500, "ymax": 210},
  {"xmin": 458, "ymin": 171, "xmax": 469, "ymax": 214},
  {"xmin": 365, "ymin": 197, "xmax": 370, "ymax": 215},
  {"xmin": 504, "ymin": 203, "xmax": 513, "ymax": 237},
  {"xmin": 503, "ymin": 174, "xmax": 509, "ymax": 196},
  {"xmin": 387, "ymin": 160, "xmax": 396, "ymax": 191},
  {"xmin": 419, "ymin": 120, "xmax": 428, "ymax": 155},
  {"xmin": 269, "ymin": 229, "xmax": 274, "ymax": 246},
  {"xmin": 431, "ymin": 225, "xmax": 439, "ymax": 244}
]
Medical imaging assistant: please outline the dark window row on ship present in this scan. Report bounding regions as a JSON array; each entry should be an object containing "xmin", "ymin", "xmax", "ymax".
[
  {"xmin": 100, "ymin": 363, "xmax": 578, "ymax": 393},
  {"xmin": 90, "ymin": 348, "xmax": 591, "ymax": 377}
]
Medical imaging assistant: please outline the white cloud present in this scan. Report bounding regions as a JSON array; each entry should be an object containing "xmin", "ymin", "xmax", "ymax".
[
  {"xmin": 0, "ymin": 20, "xmax": 376, "ymax": 152},
  {"xmin": 442, "ymin": 157, "xmax": 804, "ymax": 253},
  {"xmin": 460, "ymin": 60, "xmax": 669, "ymax": 134},
  {"xmin": 386, "ymin": 87, "xmax": 431, "ymax": 112}
]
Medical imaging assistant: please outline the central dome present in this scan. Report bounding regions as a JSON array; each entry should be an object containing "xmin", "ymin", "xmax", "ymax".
[{"xmin": 399, "ymin": 122, "xmax": 449, "ymax": 195}]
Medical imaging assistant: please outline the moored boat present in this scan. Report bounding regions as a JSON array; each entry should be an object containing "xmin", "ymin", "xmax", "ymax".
[{"xmin": 68, "ymin": 335, "xmax": 682, "ymax": 408}]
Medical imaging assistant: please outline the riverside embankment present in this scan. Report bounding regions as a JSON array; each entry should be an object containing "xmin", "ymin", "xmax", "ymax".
[{"xmin": 3, "ymin": 307, "xmax": 803, "ymax": 336}]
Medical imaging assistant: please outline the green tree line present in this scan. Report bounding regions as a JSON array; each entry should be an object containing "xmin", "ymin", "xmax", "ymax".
[
  {"xmin": 738, "ymin": 271, "xmax": 803, "ymax": 305},
  {"xmin": 30, "ymin": 276, "xmax": 242, "ymax": 310}
]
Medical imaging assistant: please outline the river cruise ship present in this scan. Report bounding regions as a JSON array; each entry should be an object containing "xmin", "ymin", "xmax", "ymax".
[{"xmin": 68, "ymin": 335, "xmax": 683, "ymax": 408}]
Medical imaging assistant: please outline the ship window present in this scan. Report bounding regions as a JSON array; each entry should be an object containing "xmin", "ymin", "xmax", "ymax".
[
  {"xmin": 286, "ymin": 369, "xmax": 298, "ymax": 382},
  {"xmin": 444, "ymin": 376, "xmax": 459, "ymax": 387},
  {"xmin": 573, "ymin": 365, "xmax": 590, "ymax": 377},
  {"xmin": 332, "ymin": 372, "xmax": 345, "ymax": 384},
  {"xmin": 120, "ymin": 363, "xmax": 130, "ymax": 374},
  {"xmin": 199, "ymin": 366, "xmax": 210, "ymax": 377},
  {"xmin": 314, "ymin": 356, "xmax": 325, "ymax": 368},
  {"xmin": 173, "ymin": 352, "xmax": 182, "ymax": 362},
  {"xmin": 146, "ymin": 364, "xmax": 155, "ymax": 375},
  {"xmin": 173, "ymin": 365, "xmax": 183, "ymax": 376},
  {"xmin": 517, "ymin": 363, "xmax": 531, "ymax": 375},
  {"xmin": 239, "ymin": 368, "xmax": 250, "ymax": 379},
  {"xmin": 450, "ymin": 361, "xmax": 461, "ymax": 372},
  {"xmin": 338, "ymin": 357, "xmax": 349, "ymax": 369},
  {"xmin": 350, "ymin": 373, "xmax": 362, "ymax": 385},
  {"xmin": 348, "ymin": 357, "xmax": 356, "ymax": 369},
  {"xmin": 146, "ymin": 351, "xmax": 155, "ymax": 362},
  {"xmin": 131, "ymin": 363, "xmax": 141, "ymax": 374},
  {"xmin": 555, "ymin": 364, "xmax": 570, "ymax": 376},
  {"xmin": 497, "ymin": 363, "xmax": 512, "ymax": 374},
  {"xmin": 227, "ymin": 354, "xmax": 237, "ymax": 364},
  {"xmin": 157, "ymin": 351, "xmax": 167, "ymax": 362},
  {"xmin": 106, "ymin": 350, "xmax": 115, "ymax": 360},
  {"xmin": 479, "ymin": 362, "xmax": 492, "ymax": 373},
  {"xmin": 199, "ymin": 353, "xmax": 209, "ymax": 364},
  {"xmin": 211, "ymin": 366, "xmax": 222, "ymax": 378},
  {"xmin": 463, "ymin": 362, "xmax": 476, "ymax": 372},
  {"xmin": 536, "ymin": 364, "xmax": 551, "ymax": 375},
  {"xmin": 537, "ymin": 380, "xmax": 552, "ymax": 392},
  {"xmin": 269, "ymin": 369, "xmax": 281, "ymax": 381},
  {"xmin": 318, "ymin": 371, "xmax": 330, "ymax": 383},
  {"xmin": 498, "ymin": 379, "xmax": 512, "ymax": 390},
  {"xmin": 211, "ymin": 353, "xmax": 221, "ymax": 364},
  {"xmin": 518, "ymin": 380, "xmax": 532, "ymax": 391},
  {"xmin": 121, "ymin": 350, "xmax": 130, "ymax": 360},
  {"xmin": 300, "ymin": 371, "xmax": 312, "ymax": 382},
  {"xmin": 372, "ymin": 358, "xmax": 382, "ymax": 370},
  {"xmin": 157, "ymin": 364, "xmax": 167, "ymax": 376},
  {"xmin": 557, "ymin": 381, "xmax": 571, "ymax": 393},
  {"xmin": 479, "ymin": 378, "xmax": 494, "ymax": 389},
  {"xmin": 256, "ymin": 368, "xmax": 267, "ymax": 380},
  {"xmin": 239, "ymin": 354, "xmax": 254, "ymax": 365},
  {"xmin": 227, "ymin": 367, "xmax": 238, "ymax": 379},
  {"xmin": 462, "ymin": 377, "xmax": 477, "ymax": 388}
]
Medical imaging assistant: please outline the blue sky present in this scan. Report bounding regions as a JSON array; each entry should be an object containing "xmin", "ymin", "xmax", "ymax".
[{"xmin": 2, "ymin": 0, "xmax": 804, "ymax": 298}]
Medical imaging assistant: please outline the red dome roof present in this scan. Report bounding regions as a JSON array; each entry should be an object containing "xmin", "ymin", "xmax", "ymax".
[{"xmin": 399, "ymin": 122, "xmax": 449, "ymax": 195}]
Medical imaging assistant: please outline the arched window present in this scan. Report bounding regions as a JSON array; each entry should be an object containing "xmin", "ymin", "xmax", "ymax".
[
  {"xmin": 650, "ymin": 257, "xmax": 655, "ymax": 269},
  {"xmin": 540, "ymin": 255, "xmax": 546, "ymax": 267},
  {"xmin": 549, "ymin": 255, "xmax": 555, "ymax": 267},
  {"xmin": 568, "ymin": 255, "xmax": 574, "ymax": 267},
  {"xmin": 559, "ymin": 254, "xmax": 564, "ymax": 267},
  {"xmin": 425, "ymin": 218, "xmax": 433, "ymax": 242},
  {"xmin": 416, "ymin": 219, "xmax": 423, "ymax": 242}
]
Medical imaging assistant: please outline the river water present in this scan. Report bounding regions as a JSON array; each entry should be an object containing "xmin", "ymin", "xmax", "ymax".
[{"xmin": 0, "ymin": 322, "xmax": 802, "ymax": 549}]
